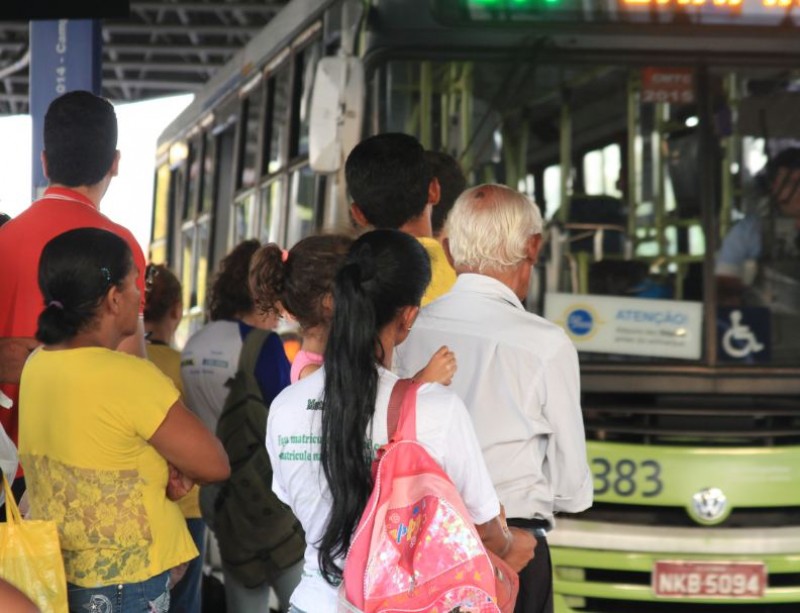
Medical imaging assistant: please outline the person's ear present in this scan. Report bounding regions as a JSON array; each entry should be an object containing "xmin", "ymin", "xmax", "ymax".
[
  {"xmin": 106, "ymin": 285, "xmax": 122, "ymax": 315},
  {"xmin": 428, "ymin": 177, "xmax": 441, "ymax": 206},
  {"xmin": 41, "ymin": 151, "xmax": 49, "ymax": 180},
  {"xmin": 400, "ymin": 305, "xmax": 420, "ymax": 332},
  {"xmin": 109, "ymin": 150, "xmax": 121, "ymax": 178},
  {"xmin": 443, "ymin": 237, "xmax": 455, "ymax": 269},
  {"xmin": 527, "ymin": 234, "xmax": 543, "ymax": 265},
  {"xmin": 350, "ymin": 203, "xmax": 370, "ymax": 228},
  {"xmin": 320, "ymin": 292, "xmax": 333, "ymax": 319},
  {"xmin": 170, "ymin": 301, "xmax": 183, "ymax": 321}
]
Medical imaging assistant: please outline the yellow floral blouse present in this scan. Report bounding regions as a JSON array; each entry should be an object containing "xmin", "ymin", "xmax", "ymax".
[{"xmin": 19, "ymin": 347, "xmax": 197, "ymax": 587}]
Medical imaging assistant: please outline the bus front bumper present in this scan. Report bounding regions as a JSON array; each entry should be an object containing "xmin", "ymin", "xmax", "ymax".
[{"xmin": 549, "ymin": 519, "xmax": 800, "ymax": 611}]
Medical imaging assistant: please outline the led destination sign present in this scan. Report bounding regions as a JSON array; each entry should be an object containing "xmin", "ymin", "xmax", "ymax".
[{"xmin": 458, "ymin": 0, "xmax": 800, "ymax": 26}]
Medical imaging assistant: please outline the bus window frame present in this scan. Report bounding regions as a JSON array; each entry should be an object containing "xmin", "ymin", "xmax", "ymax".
[
  {"xmin": 235, "ymin": 78, "xmax": 268, "ymax": 193},
  {"xmin": 254, "ymin": 32, "xmax": 325, "ymax": 247}
]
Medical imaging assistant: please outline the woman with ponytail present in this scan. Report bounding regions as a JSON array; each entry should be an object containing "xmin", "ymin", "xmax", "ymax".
[
  {"xmin": 266, "ymin": 229, "xmax": 535, "ymax": 613},
  {"xmin": 18, "ymin": 227, "xmax": 229, "ymax": 613}
]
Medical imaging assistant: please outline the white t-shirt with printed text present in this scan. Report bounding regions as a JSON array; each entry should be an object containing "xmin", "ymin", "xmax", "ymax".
[{"xmin": 266, "ymin": 366, "xmax": 500, "ymax": 613}]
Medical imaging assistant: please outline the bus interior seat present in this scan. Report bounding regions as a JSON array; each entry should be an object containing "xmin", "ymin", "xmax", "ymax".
[{"xmin": 565, "ymin": 194, "xmax": 627, "ymax": 255}]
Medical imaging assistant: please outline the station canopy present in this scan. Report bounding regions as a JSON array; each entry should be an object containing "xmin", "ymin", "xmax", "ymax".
[{"xmin": 0, "ymin": 0, "xmax": 289, "ymax": 115}]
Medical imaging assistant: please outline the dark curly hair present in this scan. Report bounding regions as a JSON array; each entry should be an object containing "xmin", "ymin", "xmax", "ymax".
[
  {"xmin": 250, "ymin": 234, "xmax": 353, "ymax": 331},
  {"xmin": 209, "ymin": 239, "xmax": 260, "ymax": 321},
  {"xmin": 144, "ymin": 264, "xmax": 182, "ymax": 323}
]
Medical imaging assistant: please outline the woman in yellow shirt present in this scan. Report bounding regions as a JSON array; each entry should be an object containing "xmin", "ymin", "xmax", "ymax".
[
  {"xmin": 19, "ymin": 228, "xmax": 230, "ymax": 613},
  {"xmin": 144, "ymin": 263, "xmax": 205, "ymax": 613}
]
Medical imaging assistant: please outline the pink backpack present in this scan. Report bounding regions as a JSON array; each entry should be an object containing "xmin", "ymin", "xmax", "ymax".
[{"xmin": 340, "ymin": 379, "xmax": 518, "ymax": 613}]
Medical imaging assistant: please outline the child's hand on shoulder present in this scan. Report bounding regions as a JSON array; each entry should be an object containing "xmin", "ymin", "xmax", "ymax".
[{"xmin": 415, "ymin": 345, "xmax": 457, "ymax": 385}]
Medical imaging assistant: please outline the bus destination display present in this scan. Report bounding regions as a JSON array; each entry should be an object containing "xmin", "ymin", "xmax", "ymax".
[{"xmin": 458, "ymin": 0, "xmax": 800, "ymax": 26}]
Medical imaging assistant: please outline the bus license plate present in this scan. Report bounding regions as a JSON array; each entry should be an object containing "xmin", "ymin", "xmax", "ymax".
[{"xmin": 653, "ymin": 561, "xmax": 766, "ymax": 598}]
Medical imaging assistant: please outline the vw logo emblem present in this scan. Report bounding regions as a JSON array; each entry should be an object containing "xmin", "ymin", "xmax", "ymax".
[{"xmin": 691, "ymin": 487, "xmax": 728, "ymax": 523}]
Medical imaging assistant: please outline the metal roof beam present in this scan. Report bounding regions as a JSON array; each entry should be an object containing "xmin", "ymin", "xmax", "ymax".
[
  {"xmin": 103, "ymin": 78, "xmax": 205, "ymax": 90},
  {"xmin": 131, "ymin": 1, "xmax": 282, "ymax": 13},
  {"xmin": 0, "ymin": 93, "xmax": 27, "ymax": 103},
  {"xmin": 0, "ymin": 19, "xmax": 267, "ymax": 34},
  {"xmin": 107, "ymin": 43, "xmax": 241, "ymax": 54},
  {"xmin": 3, "ymin": 74, "xmax": 204, "ymax": 90},
  {"xmin": 106, "ymin": 60, "xmax": 222, "ymax": 71},
  {"xmin": 108, "ymin": 24, "xmax": 261, "ymax": 36}
]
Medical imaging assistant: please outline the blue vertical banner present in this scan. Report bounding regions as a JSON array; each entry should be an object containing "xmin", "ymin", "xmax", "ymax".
[{"xmin": 30, "ymin": 20, "xmax": 102, "ymax": 198}]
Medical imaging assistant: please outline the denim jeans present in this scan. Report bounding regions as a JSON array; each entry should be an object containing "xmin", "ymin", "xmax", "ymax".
[
  {"xmin": 169, "ymin": 518, "xmax": 206, "ymax": 613},
  {"xmin": 67, "ymin": 570, "xmax": 171, "ymax": 613}
]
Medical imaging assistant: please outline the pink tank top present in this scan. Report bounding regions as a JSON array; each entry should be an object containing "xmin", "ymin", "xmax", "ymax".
[{"xmin": 290, "ymin": 349, "xmax": 324, "ymax": 383}]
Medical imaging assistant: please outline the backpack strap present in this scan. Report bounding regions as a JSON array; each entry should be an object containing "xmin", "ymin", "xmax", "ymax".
[
  {"xmin": 387, "ymin": 378, "xmax": 421, "ymax": 442},
  {"xmin": 237, "ymin": 327, "xmax": 272, "ymax": 379}
]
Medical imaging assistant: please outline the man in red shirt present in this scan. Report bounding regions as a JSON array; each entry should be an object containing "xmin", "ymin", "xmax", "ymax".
[{"xmin": 0, "ymin": 90, "xmax": 147, "ymax": 448}]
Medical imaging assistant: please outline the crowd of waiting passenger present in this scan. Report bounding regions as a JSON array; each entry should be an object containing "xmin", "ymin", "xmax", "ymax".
[{"xmin": 0, "ymin": 91, "xmax": 593, "ymax": 613}]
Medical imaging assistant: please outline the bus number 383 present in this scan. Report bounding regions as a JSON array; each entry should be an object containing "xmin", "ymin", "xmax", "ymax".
[{"xmin": 592, "ymin": 458, "xmax": 663, "ymax": 498}]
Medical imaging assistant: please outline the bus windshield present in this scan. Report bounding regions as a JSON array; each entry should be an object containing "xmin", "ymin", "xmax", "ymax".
[{"xmin": 369, "ymin": 58, "xmax": 800, "ymax": 368}]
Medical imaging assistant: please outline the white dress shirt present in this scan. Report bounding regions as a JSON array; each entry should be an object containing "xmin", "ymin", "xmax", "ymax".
[{"xmin": 395, "ymin": 273, "xmax": 593, "ymax": 526}]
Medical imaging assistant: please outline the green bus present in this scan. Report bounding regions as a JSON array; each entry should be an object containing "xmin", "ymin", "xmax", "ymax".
[{"xmin": 151, "ymin": 0, "xmax": 800, "ymax": 609}]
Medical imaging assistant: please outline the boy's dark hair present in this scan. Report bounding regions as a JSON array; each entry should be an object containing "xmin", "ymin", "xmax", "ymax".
[
  {"xmin": 345, "ymin": 133, "xmax": 433, "ymax": 229},
  {"xmin": 37, "ymin": 228, "xmax": 132, "ymax": 345},
  {"xmin": 425, "ymin": 151, "xmax": 467, "ymax": 236},
  {"xmin": 209, "ymin": 239, "xmax": 260, "ymax": 321},
  {"xmin": 44, "ymin": 91, "xmax": 118, "ymax": 187},
  {"xmin": 144, "ymin": 264, "xmax": 182, "ymax": 323}
]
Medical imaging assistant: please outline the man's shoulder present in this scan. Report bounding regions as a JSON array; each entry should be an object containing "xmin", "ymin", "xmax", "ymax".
[
  {"xmin": 725, "ymin": 214, "xmax": 759, "ymax": 236},
  {"xmin": 182, "ymin": 321, "xmax": 236, "ymax": 353},
  {"xmin": 418, "ymin": 298, "xmax": 573, "ymax": 367},
  {"xmin": 1, "ymin": 198, "xmax": 141, "ymax": 255},
  {"xmin": 494, "ymin": 308, "xmax": 572, "ymax": 351},
  {"xmin": 87, "ymin": 212, "xmax": 144, "ymax": 259},
  {"xmin": 423, "ymin": 288, "xmax": 567, "ymax": 334}
]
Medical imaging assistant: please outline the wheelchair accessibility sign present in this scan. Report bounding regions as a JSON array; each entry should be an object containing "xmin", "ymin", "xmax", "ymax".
[{"xmin": 718, "ymin": 307, "xmax": 770, "ymax": 362}]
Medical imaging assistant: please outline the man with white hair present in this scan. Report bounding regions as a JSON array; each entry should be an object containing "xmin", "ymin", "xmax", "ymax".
[{"xmin": 395, "ymin": 183, "xmax": 592, "ymax": 613}]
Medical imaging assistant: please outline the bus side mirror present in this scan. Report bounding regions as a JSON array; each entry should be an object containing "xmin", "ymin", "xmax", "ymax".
[{"xmin": 309, "ymin": 56, "xmax": 365, "ymax": 173}]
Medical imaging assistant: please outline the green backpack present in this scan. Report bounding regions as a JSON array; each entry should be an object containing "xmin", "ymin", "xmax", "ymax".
[{"xmin": 203, "ymin": 328, "xmax": 305, "ymax": 588}]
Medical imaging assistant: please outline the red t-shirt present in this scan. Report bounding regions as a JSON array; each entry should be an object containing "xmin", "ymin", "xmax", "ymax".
[{"xmin": 0, "ymin": 187, "xmax": 147, "ymax": 446}]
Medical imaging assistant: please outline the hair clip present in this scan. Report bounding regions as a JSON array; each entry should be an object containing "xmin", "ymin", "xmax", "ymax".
[
  {"xmin": 100, "ymin": 267, "xmax": 111, "ymax": 286},
  {"xmin": 145, "ymin": 264, "xmax": 159, "ymax": 292},
  {"xmin": 281, "ymin": 249, "xmax": 289, "ymax": 263},
  {"xmin": 48, "ymin": 300, "xmax": 64, "ymax": 310}
]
